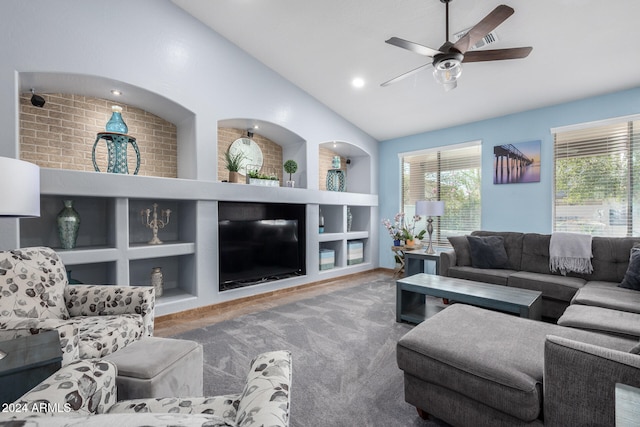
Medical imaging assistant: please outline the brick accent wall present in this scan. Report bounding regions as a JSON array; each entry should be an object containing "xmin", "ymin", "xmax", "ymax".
[
  {"xmin": 319, "ymin": 147, "xmax": 347, "ymax": 191},
  {"xmin": 217, "ymin": 128, "xmax": 283, "ymax": 182},
  {"xmin": 19, "ymin": 93, "xmax": 177, "ymax": 178}
]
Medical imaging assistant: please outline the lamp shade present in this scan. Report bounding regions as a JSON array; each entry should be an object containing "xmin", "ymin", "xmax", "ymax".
[
  {"xmin": 416, "ymin": 200, "xmax": 445, "ymax": 217},
  {"xmin": 0, "ymin": 157, "xmax": 40, "ymax": 217}
]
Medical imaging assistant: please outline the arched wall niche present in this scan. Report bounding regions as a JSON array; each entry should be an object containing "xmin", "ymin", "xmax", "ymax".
[
  {"xmin": 218, "ymin": 118, "xmax": 308, "ymax": 188},
  {"xmin": 319, "ymin": 140, "xmax": 371, "ymax": 193},
  {"xmin": 18, "ymin": 71, "xmax": 197, "ymax": 179}
]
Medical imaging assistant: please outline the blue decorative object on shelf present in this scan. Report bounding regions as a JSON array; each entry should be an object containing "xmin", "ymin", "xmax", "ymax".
[
  {"xmin": 332, "ymin": 156, "xmax": 341, "ymax": 169},
  {"xmin": 56, "ymin": 200, "xmax": 80, "ymax": 249},
  {"xmin": 105, "ymin": 105, "xmax": 128, "ymax": 133},
  {"xmin": 326, "ymin": 169, "xmax": 345, "ymax": 192},
  {"xmin": 92, "ymin": 132, "xmax": 141, "ymax": 175}
]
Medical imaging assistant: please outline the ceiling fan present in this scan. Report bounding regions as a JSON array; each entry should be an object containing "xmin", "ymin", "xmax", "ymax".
[{"xmin": 381, "ymin": 0, "xmax": 532, "ymax": 91}]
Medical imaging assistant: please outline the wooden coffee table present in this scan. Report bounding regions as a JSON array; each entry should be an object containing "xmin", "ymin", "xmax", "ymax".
[{"xmin": 396, "ymin": 273, "xmax": 542, "ymax": 324}]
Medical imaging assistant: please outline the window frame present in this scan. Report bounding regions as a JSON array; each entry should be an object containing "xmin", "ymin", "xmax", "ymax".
[
  {"xmin": 398, "ymin": 140, "xmax": 482, "ymax": 247},
  {"xmin": 551, "ymin": 114, "xmax": 640, "ymax": 237}
]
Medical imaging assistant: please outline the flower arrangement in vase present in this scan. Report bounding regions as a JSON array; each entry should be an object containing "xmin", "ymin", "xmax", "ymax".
[
  {"xmin": 382, "ymin": 212, "xmax": 426, "ymax": 247},
  {"xmin": 401, "ymin": 214, "xmax": 426, "ymax": 247},
  {"xmin": 382, "ymin": 213, "xmax": 404, "ymax": 246}
]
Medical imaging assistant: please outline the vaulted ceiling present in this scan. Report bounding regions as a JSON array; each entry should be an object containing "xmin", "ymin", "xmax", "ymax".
[{"xmin": 172, "ymin": 0, "xmax": 640, "ymax": 141}]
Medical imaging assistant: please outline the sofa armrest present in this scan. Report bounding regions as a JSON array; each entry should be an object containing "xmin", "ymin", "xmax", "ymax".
[
  {"xmin": 439, "ymin": 250, "xmax": 456, "ymax": 277},
  {"xmin": 544, "ymin": 335, "xmax": 640, "ymax": 427},
  {"xmin": 0, "ymin": 317, "xmax": 80, "ymax": 366},
  {"xmin": 65, "ymin": 284, "xmax": 155, "ymax": 336},
  {"xmin": 5, "ymin": 359, "xmax": 117, "ymax": 418},
  {"xmin": 107, "ymin": 395, "xmax": 238, "ymax": 425},
  {"xmin": 236, "ymin": 350, "xmax": 292, "ymax": 427}
]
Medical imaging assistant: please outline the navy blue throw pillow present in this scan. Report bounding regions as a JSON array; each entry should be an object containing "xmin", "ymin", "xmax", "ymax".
[
  {"xmin": 467, "ymin": 235, "xmax": 509, "ymax": 269},
  {"xmin": 620, "ymin": 246, "xmax": 640, "ymax": 291}
]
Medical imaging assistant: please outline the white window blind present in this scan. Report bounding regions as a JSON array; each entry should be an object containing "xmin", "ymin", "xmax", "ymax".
[
  {"xmin": 553, "ymin": 119, "xmax": 640, "ymax": 236},
  {"xmin": 401, "ymin": 142, "xmax": 481, "ymax": 246}
]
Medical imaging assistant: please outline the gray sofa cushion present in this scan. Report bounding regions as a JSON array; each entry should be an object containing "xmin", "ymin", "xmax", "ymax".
[
  {"xmin": 447, "ymin": 235, "xmax": 471, "ymax": 266},
  {"xmin": 397, "ymin": 304, "xmax": 635, "ymax": 422},
  {"xmin": 558, "ymin": 305, "xmax": 640, "ymax": 338},
  {"xmin": 520, "ymin": 233, "xmax": 552, "ymax": 274},
  {"xmin": 471, "ymin": 231, "xmax": 524, "ymax": 270},
  {"xmin": 467, "ymin": 235, "xmax": 509, "ymax": 269},
  {"xmin": 620, "ymin": 245, "xmax": 640, "ymax": 290},
  {"xmin": 573, "ymin": 282, "xmax": 640, "ymax": 314},
  {"xmin": 447, "ymin": 266, "xmax": 514, "ymax": 286},
  {"xmin": 507, "ymin": 271, "xmax": 586, "ymax": 302},
  {"xmin": 590, "ymin": 237, "xmax": 640, "ymax": 282}
]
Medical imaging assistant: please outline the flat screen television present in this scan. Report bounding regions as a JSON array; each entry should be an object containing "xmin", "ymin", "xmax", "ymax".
[{"xmin": 218, "ymin": 202, "xmax": 306, "ymax": 291}]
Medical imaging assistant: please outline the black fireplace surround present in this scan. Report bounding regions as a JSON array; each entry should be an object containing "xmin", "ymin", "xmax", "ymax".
[{"xmin": 218, "ymin": 201, "xmax": 306, "ymax": 291}]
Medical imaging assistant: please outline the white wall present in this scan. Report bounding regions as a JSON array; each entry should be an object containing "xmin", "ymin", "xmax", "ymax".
[{"xmin": 0, "ymin": 0, "xmax": 380, "ymax": 313}]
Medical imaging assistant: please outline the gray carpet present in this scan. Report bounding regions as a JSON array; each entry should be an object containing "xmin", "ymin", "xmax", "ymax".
[{"xmin": 172, "ymin": 278, "xmax": 449, "ymax": 427}]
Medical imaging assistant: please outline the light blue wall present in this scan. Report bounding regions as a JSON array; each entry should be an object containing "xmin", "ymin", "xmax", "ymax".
[{"xmin": 378, "ymin": 87, "xmax": 640, "ymax": 268}]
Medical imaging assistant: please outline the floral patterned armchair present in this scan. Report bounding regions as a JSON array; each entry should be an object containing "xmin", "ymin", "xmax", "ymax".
[
  {"xmin": 0, "ymin": 351, "xmax": 291, "ymax": 427},
  {"xmin": 0, "ymin": 247, "xmax": 155, "ymax": 366}
]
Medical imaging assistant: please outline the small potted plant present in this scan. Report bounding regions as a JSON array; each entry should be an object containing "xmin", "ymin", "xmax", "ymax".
[
  {"xmin": 224, "ymin": 149, "xmax": 245, "ymax": 183},
  {"xmin": 401, "ymin": 214, "xmax": 426, "ymax": 247},
  {"xmin": 283, "ymin": 160, "xmax": 298, "ymax": 188}
]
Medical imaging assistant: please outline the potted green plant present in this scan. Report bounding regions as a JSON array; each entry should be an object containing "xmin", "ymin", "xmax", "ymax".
[
  {"xmin": 247, "ymin": 167, "xmax": 280, "ymax": 187},
  {"xmin": 283, "ymin": 160, "xmax": 298, "ymax": 187},
  {"xmin": 224, "ymin": 149, "xmax": 246, "ymax": 183}
]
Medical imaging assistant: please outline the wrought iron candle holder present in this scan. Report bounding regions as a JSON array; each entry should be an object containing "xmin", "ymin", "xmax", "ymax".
[{"xmin": 140, "ymin": 203, "xmax": 171, "ymax": 244}]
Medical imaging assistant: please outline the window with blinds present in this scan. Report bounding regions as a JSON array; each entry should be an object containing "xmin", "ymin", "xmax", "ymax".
[
  {"xmin": 401, "ymin": 141, "xmax": 481, "ymax": 246},
  {"xmin": 553, "ymin": 118, "xmax": 640, "ymax": 236}
]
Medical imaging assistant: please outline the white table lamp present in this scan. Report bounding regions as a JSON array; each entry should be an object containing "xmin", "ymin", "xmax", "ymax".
[
  {"xmin": 416, "ymin": 200, "xmax": 445, "ymax": 255},
  {"xmin": 0, "ymin": 157, "xmax": 40, "ymax": 217},
  {"xmin": 0, "ymin": 157, "xmax": 39, "ymax": 360}
]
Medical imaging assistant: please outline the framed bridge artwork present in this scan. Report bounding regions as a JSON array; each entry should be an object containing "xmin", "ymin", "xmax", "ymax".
[{"xmin": 493, "ymin": 140, "xmax": 541, "ymax": 184}]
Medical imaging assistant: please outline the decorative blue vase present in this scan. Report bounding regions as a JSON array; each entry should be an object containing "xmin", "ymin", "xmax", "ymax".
[
  {"xmin": 56, "ymin": 200, "xmax": 80, "ymax": 249},
  {"xmin": 332, "ymin": 156, "xmax": 341, "ymax": 169},
  {"xmin": 326, "ymin": 169, "xmax": 346, "ymax": 191},
  {"xmin": 393, "ymin": 239, "xmax": 401, "ymax": 246},
  {"xmin": 105, "ymin": 105, "xmax": 128, "ymax": 134}
]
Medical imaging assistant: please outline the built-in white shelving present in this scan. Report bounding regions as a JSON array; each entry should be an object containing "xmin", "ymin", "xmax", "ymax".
[{"xmin": 18, "ymin": 167, "xmax": 377, "ymax": 316}]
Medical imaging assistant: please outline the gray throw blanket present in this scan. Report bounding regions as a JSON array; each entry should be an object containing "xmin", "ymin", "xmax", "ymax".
[{"xmin": 549, "ymin": 232, "xmax": 593, "ymax": 275}]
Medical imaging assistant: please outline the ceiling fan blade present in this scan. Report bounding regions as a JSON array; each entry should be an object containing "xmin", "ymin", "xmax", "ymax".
[
  {"xmin": 385, "ymin": 37, "xmax": 442, "ymax": 58},
  {"xmin": 380, "ymin": 63, "xmax": 433, "ymax": 87},
  {"xmin": 453, "ymin": 5, "xmax": 514, "ymax": 54},
  {"xmin": 462, "ymin": 47, "xmax": 532, "ymax": 62}
]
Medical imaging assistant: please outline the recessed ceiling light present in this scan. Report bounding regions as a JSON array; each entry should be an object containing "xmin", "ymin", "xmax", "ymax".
[
  {"xmin": 111, "ymin": 89, "xmax": 122, "ymax": 96},
  {"xmin": 351, "ymin": 77, "xmax": 365, "ymax": 88}
]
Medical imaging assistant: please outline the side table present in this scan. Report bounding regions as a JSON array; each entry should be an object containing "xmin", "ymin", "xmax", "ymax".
[
  {"xmin": 391, "ymin": 245, "xmax": 406, "ymax": 277},
  {"xmin": 404, "ymin": 249, "xmax": 444, "ymax": 277},
  {"xmin": 391, "ymin": 244, "xmax": 424, "ymax": 277},
  {"xmin": 0, "ymin": 331, "xmax": 62, "ymax": 405}
]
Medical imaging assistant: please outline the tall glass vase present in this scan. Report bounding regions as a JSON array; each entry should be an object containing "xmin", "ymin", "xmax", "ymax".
[{"xmin": 56, "ymin": 200, "xmax": 80, "ymax": 249}]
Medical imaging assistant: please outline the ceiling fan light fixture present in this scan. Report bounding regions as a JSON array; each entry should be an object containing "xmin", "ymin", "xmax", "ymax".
[{"xmin": 432, "ymin": 52, "xmax": 463, "ymax": 90}]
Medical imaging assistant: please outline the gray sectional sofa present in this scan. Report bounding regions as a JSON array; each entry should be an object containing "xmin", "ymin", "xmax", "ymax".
[
  {"xmin": 397, "ymin": 303, "xmax": 640, "ymax": 426},
  {"xmin": 440, "ymin": 230, "xmax": 640, "ymax": 321},
  {"xmin": 396, "ymin": 231, "xmax": 640, "ymax": 426}
]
